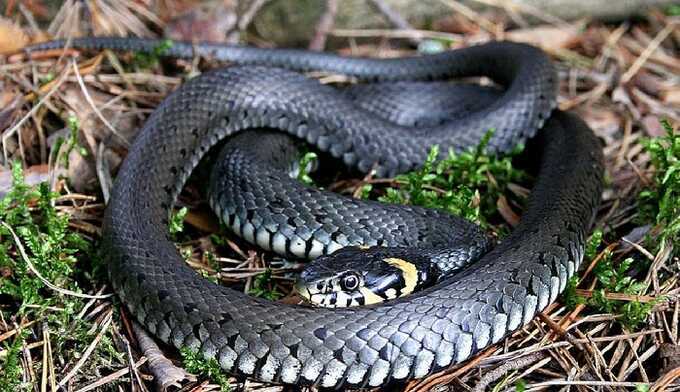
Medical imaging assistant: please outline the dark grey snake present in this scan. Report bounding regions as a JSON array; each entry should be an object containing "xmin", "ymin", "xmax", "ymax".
[{"xmin": 26, "ymin": 37, "xmax": 604, "ymax": 389}]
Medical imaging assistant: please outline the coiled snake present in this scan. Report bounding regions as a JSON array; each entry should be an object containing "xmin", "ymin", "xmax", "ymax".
[{"xmin": 26, "ymin": 37, "xmax": 603, "ymax": 389}]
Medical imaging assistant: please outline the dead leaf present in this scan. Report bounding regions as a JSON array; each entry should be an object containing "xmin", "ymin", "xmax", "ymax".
[
  {"xmin": 577, "ymin": 26, "xmax": 606, "ymax": 57},
  {"xmin": 578, "ymin": 106, "xmax": 622, "ymax": 138},
  {"xmin": 13, "ymin": 0, "xmax": 50, "ymax": 19},
  {"xmin": 497, "ymin": 195, "xmax": 520, "ymax": 227},
  {"xmin": 185, "ymin": 208, "xmax": 221, "ymax": 233},
  {"xmin": 65, "ymin": 148, "xmax": 97, "ymax": 193},
  {"xmin": 164, "ymin": 2, "xmax": 237, "ymax": 43},
  {"xmin": 60, "ymin": 84, "xmax": 137, "ymax": 144},
  {"xmin": 0, "ymin": 266, "xmax": 11, "ymax": 278},
  {"xmin": 633, "ymin": 71, "xmax": 664, "ymax": 97},
  {"xmin": 506, "ymin": 24, "xmax": 579, "ymax": 50},
  {"xmin": 278, "ymin": 292, "xmax": 304, "ymax": 305},
  {"xmin": 660, "ymin": 86, "xmax": 680, "ymax": 106},
  {"xmin": 641, "ymin": 115, "xmax": 666, "ymax": 137},
  {"xmin": 0, "ymin": 17, "xmax": 28, "ymax": 54},
  {"xmin": 432, "ymin": 13, "xmax": 481, "ymax": 35}
]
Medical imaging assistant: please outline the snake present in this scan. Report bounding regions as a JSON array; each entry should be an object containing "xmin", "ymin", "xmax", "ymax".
[
  {"xmin": 25, "ymin": 37, "xmax": 604, "ymax": 389},
  {"xmin": 208, "ymin": 84, "xmax": 501, "ymax": 308}
]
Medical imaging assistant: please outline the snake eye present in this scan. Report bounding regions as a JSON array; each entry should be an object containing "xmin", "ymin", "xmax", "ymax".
[{"xmin": 341, "ymin": 274, "xmax": 359, "ymax": 291}]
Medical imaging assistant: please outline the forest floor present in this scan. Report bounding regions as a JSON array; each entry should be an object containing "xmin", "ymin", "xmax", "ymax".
[{"xmin": 0, "ymin": 1, "xmax": 678, "ymax": 391}]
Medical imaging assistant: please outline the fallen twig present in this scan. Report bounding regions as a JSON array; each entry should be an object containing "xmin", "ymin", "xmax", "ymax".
[{"xmin": 309, "ymin": 0, "xmax": 338, "ymax": 51}]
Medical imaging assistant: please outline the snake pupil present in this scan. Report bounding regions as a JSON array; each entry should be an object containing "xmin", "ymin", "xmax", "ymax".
[{"xmin": 342, "ymin": 274, "xmax": 359, "ymax": 291}]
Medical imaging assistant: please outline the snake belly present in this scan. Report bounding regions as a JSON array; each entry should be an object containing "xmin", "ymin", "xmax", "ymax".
[{"xmin": 26, "ymin": 38, "xmax": 604, "ymax": 389}]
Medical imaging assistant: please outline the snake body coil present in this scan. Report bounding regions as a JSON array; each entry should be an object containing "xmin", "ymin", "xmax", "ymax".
[{"xmin": 27, "ymin": 38, "xmax": 604, "ymax": 389}]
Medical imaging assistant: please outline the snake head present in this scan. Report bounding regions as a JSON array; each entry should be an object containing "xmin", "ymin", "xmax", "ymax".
[{"xmin": 295, "ymin": 246, "xmax": 439, "ymax": 308}]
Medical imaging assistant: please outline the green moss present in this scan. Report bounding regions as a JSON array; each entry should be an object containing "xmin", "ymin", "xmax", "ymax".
[
  {"xmin": 638, "ymin": 119, "xmax": 679, "ymax": 254},
  {"xmin": 248, "ymin": 268, "xmax": 283, "ymax": 301},
  {"xmin": 0, "ymin": 163, "xmax": 89, "ymax": 312},
  {"xmin": 0, "ymin": 329, "xmax": 28, "ymax": 390},
  {"xmin": 0, "ymin": 162, "xmax": 116, "ymax": 388},
  {"xmin": 181, "ymin": 348, "xmax": 232, "ymax": 391},
  {"xmin": 377, "ymin": 131, "xmax": 526, "ymax": 228},
  {"xmin": 169, "ymin": 207, "xmax": 189, "ymax": 236},
  {"xmin": 132, "ymin": 39, "xmax": 174, "ymax": 69},
  {"xmin": 297, "ymin": 151, "xmax": 318, "ymax": 185}
]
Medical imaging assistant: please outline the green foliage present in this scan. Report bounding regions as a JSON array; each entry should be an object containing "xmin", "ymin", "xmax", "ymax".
[
  {"xmin": 635, "ymin": 384, "xmax": 651, "ymax": 392},
  {"xmin": 378, "ymin": 131, "xmax": 525, "ymax": 227},
  {"xmin": 0, "ymin": 162, "xmax": 89, "ymax": 313},
  {"xmin": 39, "ymin": 71, "xmax": 55, "ymax": 85},
  {"xmin": 562, "ymin": 229, "xmax": 604, "ymax": 309},
  {"xmin": 565, "ymin": 256, "xmax": 655, "ymax": 330},
  {"xmin": 169, "ymin": 207, "xmax": 189, "ymax": 235},
  {"xmin": 638, "ymin": 119, "xmax": 680, "ymax": 253},
  {"xmin": 248, "ymin": 269, "xmax": 283, "ymax": 300},
  {"xmin": 0, "ymin": 329, "xmax": 28, "ymax": 390},
  {"xmin": 297, "ymin": 151, "xmax": 318, "ymax": 185},
  {"xmin": 585, "ymin": 228, "xmax": 603, "ymax": 260},
  {"xmin": 563, "ymin": 230, "xmax": 656, "ymax": 329},
  {"xmin": 181, "ymin": 348, "xmax": 232, "ymax": 392},
  {"xmin": 666, "ymin": 4, "xmax": 680, "ymax": 16},
  {"xmin": 590, "ymin": 255, "xmax": 656, "ymax": 329},
  {"xmin": 563, "ymin": 276, "xmax": 586, "ymax": 310},
  {"xmin": 52, "ymin": 115, "xmax": 87, "ymax": 168},
  {"xmin": 515, "ymin": 379, "xmax": 527, "ymax": 392},
  {"xmin": 199, "ymin": 252, "xmax": 220, "ymax": 284},
  {"xmin": 562, "ymin": 120, "xmax": 678, "ymax": 330},
  {"xmin": 204, "ymin": 251, "xmax": 220, "ymax": 271},
  {"xmin": 593, "ymin": 257, "xmax": 643, "ymax": 295},
  {"xmin": 490, "ymin": 370, "xmax": 521, "ymax": 392},
  {"xmin": 0, "ymin": 163, "xmax": 115, "ymax": 387},
  {"xmin": 357, "ymin": 183, "xmax": 373, "ymax": 200},
  {"xmin": 132, "ymin": 39, "xmax": 174, "ymax": 69}
]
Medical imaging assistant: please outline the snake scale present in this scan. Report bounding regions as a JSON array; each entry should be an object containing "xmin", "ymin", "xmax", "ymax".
[{"xmin": 26, "ymin": 37, "xmax": 604, "ymax": 389}]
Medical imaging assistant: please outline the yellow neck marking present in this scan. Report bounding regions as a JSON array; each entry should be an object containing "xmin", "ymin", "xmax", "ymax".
[
  {"xmin": 384, "ymin": 257, "xmax": 418, "ymax": 294},
  {"xmin": 359, "ymin": 287, "xmax": 385, "ymax": 305}
]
